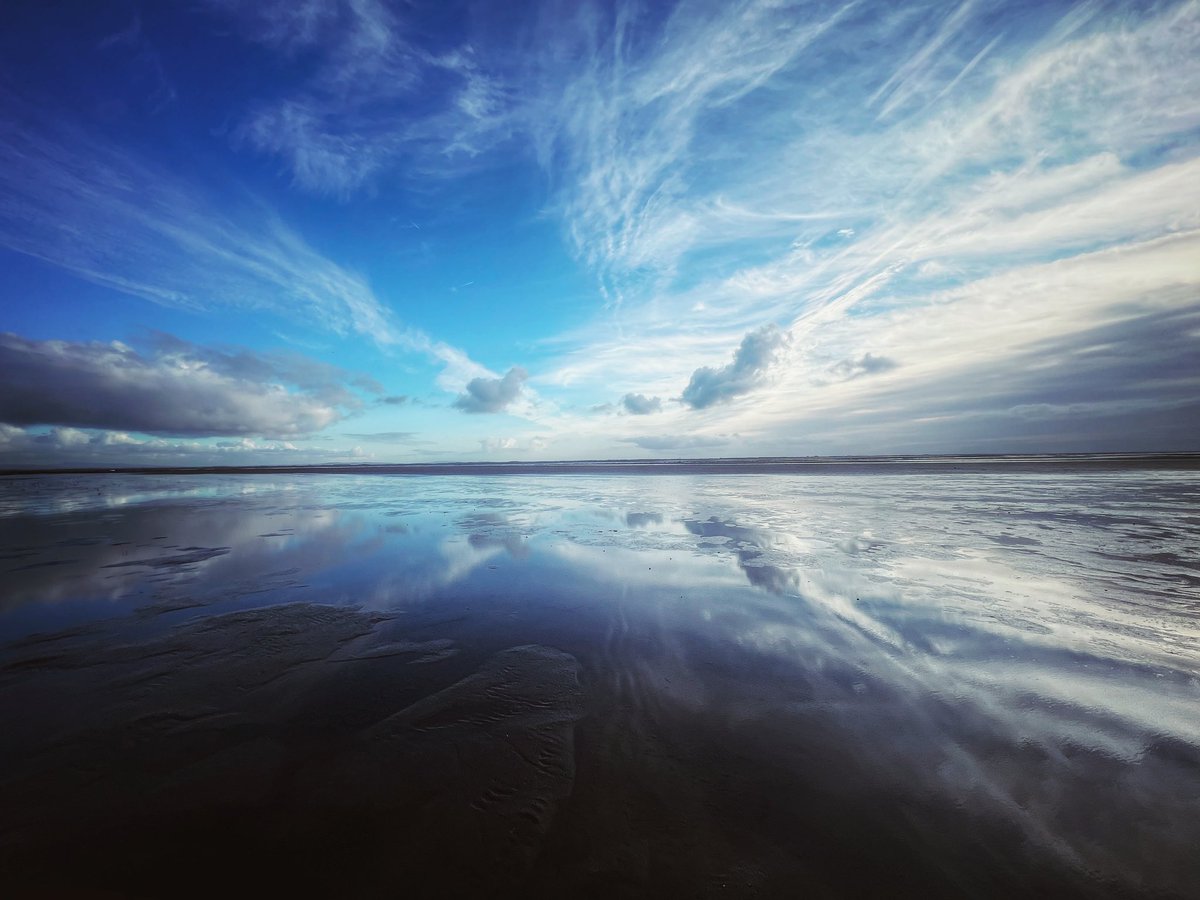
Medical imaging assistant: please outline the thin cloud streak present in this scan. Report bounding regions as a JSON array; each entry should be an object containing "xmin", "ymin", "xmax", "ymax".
[
  {"xmin": 210, "ymin": 0, "xmax": 520, "ymax": 194},
  {"xmin": 0, "ymin": 113, "xmax": 394, "ymax": 341}
]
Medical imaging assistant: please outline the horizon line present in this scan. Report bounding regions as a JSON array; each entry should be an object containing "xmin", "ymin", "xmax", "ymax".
[{"xmin": 3, "ymin": 451, "xmax": 1199, "ymax": 478}]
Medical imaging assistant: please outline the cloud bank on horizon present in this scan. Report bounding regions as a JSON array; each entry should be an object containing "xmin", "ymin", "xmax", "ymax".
[{"xmin": 0, "ymin": 0, "xmax": 1197, "ymax": 466}]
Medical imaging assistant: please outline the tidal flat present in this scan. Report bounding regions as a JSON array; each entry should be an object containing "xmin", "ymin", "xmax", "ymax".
[{"xmin": 1, "ymin": 464, "xmax": 1198, "ymax": 897}]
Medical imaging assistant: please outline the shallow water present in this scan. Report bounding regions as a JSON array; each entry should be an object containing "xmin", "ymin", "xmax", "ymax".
[{"xmin": 1, "ymin": 469, "xmax": 1198, "ymax": 897}]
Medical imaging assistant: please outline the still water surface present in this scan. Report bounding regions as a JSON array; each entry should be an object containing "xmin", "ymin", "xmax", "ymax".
[{"xmin": 1, "ymin": 470, "xmax": 1198, "ymax": 897}]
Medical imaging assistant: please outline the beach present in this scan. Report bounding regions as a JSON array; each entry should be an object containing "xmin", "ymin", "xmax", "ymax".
[{"xmin": 1, "ymin": 463, "xmax": 1198, "ymax": 896}]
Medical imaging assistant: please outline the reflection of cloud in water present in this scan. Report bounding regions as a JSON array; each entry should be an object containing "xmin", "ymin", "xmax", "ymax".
[
  {"xmin": 354, "ymin": 534, "xmax": 513, "ymax": 609},
  {"xmin": 666, "ymin": 516, "xmax": 1198, "ymax": 888},
  {"xmin": 0, "ymin": 501, "xmax": 357, "ymax": 612},
  {"xmin": 624, "ymin": 511, "xmax": 662, "ymax": 529},
  {"xmin": 2, "ymin": 470, "xmax": 1198, "ymax": 893},
  {"xmin": 468, "ymin": 533, "xmax": 530, "ymax": 559}
]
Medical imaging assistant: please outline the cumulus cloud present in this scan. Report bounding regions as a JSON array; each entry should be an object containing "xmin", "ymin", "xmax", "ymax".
[
  {"xmin": 453, "ymin": 367, "xmax": 527, "ymax": 414},
  {"xmin": 622, "ymin": 393, "xmax": 663, "ymax": 415},
  {"xmin": 0, "ymin": 332, "xmax": 368, "ymax": 438},
  {"xmin": 829, "ymin": 353, "xmax": 898, "ymax": 381},
  {"xmin": 480, "ymin": 437, "xmax": 519, "ymax": 452},
  {"xmin": 475, "ymin": 434, "xmax": 551, "ymax": 454},
  {"xmin": 681, "ymin": 325, "xmax": 790, "ymax": 410}
]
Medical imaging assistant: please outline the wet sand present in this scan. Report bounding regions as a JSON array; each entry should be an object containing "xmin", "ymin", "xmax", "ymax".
[{"xmin": 1, "ymin": 468, "xmax": 1198, "ymax": 896}]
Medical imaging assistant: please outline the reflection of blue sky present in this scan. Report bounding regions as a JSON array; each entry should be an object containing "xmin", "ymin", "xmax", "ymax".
[
  {"xmin": 2, "ymin": 471, "xmax": 1199, "ymax": 887},
  {"xmin": 5, "ymin": 472, "xmax": 1199, "ymax": 666}
]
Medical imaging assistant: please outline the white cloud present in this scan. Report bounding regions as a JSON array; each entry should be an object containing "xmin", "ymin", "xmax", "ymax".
[
  {"xmin": 480, "ymin": 436, "xmax": 518, "ymax": 452},
  {"xmin": 454, "ymin": 367, "xmax": 528, "ymax": 414}
]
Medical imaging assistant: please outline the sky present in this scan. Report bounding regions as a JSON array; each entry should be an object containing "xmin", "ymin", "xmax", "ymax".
[{"xmin": 0, "ymin": 0, "xmax": 1197, "ymax": 467}]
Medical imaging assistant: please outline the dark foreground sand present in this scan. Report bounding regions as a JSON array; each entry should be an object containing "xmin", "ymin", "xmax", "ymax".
[{"xmin": 1, "ymin": 598, "xmax": 1191, "ymax": 898}]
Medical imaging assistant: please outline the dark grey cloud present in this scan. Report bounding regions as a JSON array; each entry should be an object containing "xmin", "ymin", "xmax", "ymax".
[
  {"xmin": 453, "ymin": 367, "xmax": 527, "ymax": 414},
  {"xmin": 380, "ymin": 395, "xmax": 409, "ymax": 405},
  {"xmin": 0, "ymin": 332, "xmax": 368, "ymax": 438},
  {"xmin": 681, "ymin": 324, "xmax": 789, "ymax": 409},
  {"xmin": 622, "ymin": 393, "xmax": 663, "ymax": 415},
  {"xmin": 792, "ymin": 302, "xmax": 1200, "ymax": 454},
  {"xmin": 144, "ymin": 331, "xmax": 373, "ymax": 407},
  {"xmin": 830, "ymin": 352, "xmax": 897, "ymax": 381}
]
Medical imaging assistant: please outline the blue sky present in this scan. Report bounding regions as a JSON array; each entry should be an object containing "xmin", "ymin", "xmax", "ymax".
[{"xmin": 0, "ymin": 0, "xmax": 1197, "ymax": 466}]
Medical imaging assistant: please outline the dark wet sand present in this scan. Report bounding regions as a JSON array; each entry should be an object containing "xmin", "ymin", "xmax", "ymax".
[
  {"xmin": 1, "ymin": 469, "xmax": 1198, "ymax": 897},
  {"xmin": 0, "ymin": 601, "xmax": 1106, "ymax": 899}
]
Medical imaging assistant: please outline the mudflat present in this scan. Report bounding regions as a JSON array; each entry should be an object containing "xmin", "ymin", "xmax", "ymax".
[{"xmin": 1, "ymin": 465, "xmax": 1198, "ymax": 897}]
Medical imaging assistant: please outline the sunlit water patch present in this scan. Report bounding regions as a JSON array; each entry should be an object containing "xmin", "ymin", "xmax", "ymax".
[{"xmin": 1, "ymin": 470, "xmax": 1198, "ymax": 896}]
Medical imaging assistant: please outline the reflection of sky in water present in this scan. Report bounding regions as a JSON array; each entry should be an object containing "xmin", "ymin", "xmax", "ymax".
[{"xmin": 2, "ymin": 471, "xmax": 1199, "ymax": 891}]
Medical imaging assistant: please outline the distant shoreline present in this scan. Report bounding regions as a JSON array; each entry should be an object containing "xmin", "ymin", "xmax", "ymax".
[{"xmin": 2, "ymin": 452, "xmax": 1198, "ymax": 477}]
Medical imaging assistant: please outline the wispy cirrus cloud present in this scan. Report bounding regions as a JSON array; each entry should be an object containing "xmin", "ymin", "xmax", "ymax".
[
  {"xmin": 529, "ymin": 0, "xmax": 1200, "ymax": 453},
  {"xmin": 827, "ymin": 353, "xmax": 898, "ymax": 383},
  {"xmin": 0, "ymin": 111, "xmax": 397, "ymax": 342},
  {"xmin": 529, "ymin": 0, "xmax": 862, "ymax": 304},
  {"xmin": 208, "ymin": 0, "xmax": 519, "ymax": 194},
  {"xmin": 622, "ymin": 434, "xmax": 730, "ymax": 452}
]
